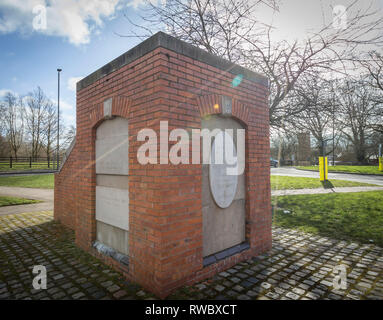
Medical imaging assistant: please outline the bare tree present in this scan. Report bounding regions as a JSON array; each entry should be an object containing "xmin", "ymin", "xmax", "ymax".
[
  {"xmin": 25, "ymin": 87, "xmax": 50, "ymax": 159},
  {"xmin": 2, "ymin": 92, "xmax": 25, "ymax": 159},
  {"xmin": 0, "ymin": 101, "xmax": 5, "ymax": 135},
  {"xmin": 121, "ymin": 0, "xmax": 278, "ymax": 62},
  {"xmin": 359, "ymin": 50, "xmax": 383, "ymax": 133},
  {"xmin": 270, "ymin": 130, "xmax": 297, "ymax": 163},
  {"xmin": 124, "ymin": 0, "xmax": 383, "ymax": 127},
  {"xmin": 287, "ymin": 73, "xmax": 343, "ymax": 156},
  {"xmin": 62, "ymin": 125, "xmax": 76, "ymax": 151},
  {"xmin": 240, "ymin": 1, "xmax": 383, "ymax": 127},
  {"xmin": 361, "ymin": 50, "xmax": 383, "ymax": 91},
  {"xmin": 335, "ymin": 76, "xmax": 379, "ymax": 164},
  {"xmin": 42, "ymin": 100, "xmax": 58, "ymax": 160}
]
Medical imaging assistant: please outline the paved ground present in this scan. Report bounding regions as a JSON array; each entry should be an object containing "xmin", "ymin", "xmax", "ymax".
[
  {"xmin": 0, "ymin": 187, "xmax": 53, "ymax": 216},
  {"xmin": 271, "ymin": 167, "xmax": 383, "ymax": 186},
  {"xmin": 0, "ymin": 211, "xmax": 382, "ymax": 300}
]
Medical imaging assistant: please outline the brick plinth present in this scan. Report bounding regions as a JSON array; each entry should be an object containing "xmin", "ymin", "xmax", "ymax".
[{"xmin": 54, "ymin": 32, "xmax": 271, "ymax": 298}]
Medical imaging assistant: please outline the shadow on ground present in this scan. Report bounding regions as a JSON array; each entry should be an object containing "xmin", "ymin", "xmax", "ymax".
[{"xmin": 321, "ymin": 180, "xmax": 335, "ymax": 189}]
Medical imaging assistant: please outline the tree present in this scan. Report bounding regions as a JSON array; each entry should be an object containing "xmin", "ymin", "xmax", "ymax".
[
  {"xmin": 2, "ymin": 92, "xmax": 25, "ymax": 159},
  {"xmin": 42, "ymin": 100, "xmax": 58, "ymax": 160},
  {"xmin": 270, "ymin": 131, "xmax": 297, "ymax": 163},
  {"xmin": 124, "ymin": 0, "xmax": 383, "ymax": 127},
  {"xmin": 361, "ymin": 50, "xmax": 383, "ymax": 91},
  {"xmin": 335, "ymin": 76, "xmax": 379, "ymax": 164},
  {"xmin": 360, "ymin": 50, "xmax": 383, "ymax": 133},
  {"xmin": 121, "ymin": 0, "xmax": 277, "ymax": 63},
  {"xmin": 25, "ymin": 87, "xmax": 50, "ymax": 159},
  {"xmin": 0, "ymin": 101, "xmax": 5, "ymax": 134},
  {"xmin": 287, "ymin": 73, "xmax": 341, "ymax": 156},
  {"xmin": 62, "ymin": 125, "xmax": 76, "ymax": 151}
]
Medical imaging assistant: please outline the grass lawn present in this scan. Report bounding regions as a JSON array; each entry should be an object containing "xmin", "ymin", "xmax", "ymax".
[
  {"xmin": 272, "ymin": 191, "xmax": 383, "ymax": 246},
  {"xmin": 0, "ymin": 174, "xmax": 376, "ymax": 191},
  {"xmin": 297, "ymin": 165, "xmax": 383, "ymax": 175},
  {"xmin": 271, "ymin": 175, "xmax": 376, "ymax": 190},
  {"xmin": 0, "ymin": 196, "xmax": 40, "ymax": 207},
  {"xmin": 0, "ymin": 174, "xmax": 54, "ymax": 189}
]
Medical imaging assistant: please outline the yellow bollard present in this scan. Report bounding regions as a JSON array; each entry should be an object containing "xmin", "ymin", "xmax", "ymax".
[
  {"xmin": 319, "ymin": 156, "xmax": 328, "ymax": 181},
  {"xmin": 379, "ymin": 157, "xmax": 383, "ymax": 172}
]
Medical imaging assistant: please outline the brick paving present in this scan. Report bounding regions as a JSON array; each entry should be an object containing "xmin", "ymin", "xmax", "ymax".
[{"xmin": 0, "ymin": 211, "xmax": 382, "ymax": 300}]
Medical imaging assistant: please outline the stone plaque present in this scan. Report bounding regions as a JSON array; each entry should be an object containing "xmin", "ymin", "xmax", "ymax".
[
  {"xmin": 103, "ymin": 98, "xmax": 113, "ymax": 119},
  {"xmin": 96, "ymin": 186, "xmax": 129, "ymax": 231},
  {"xmin": 221, "ymin": 96, "xmax": 232, "ymax": 116},
  {"xmin": 209, "ymin": 131, "xmax": 238, "ymax": 208}
]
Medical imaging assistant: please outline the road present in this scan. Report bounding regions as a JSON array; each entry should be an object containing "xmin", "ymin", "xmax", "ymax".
[{"xmin": 271, "ymin": 167, "xmax": 383, "ymax": 186}]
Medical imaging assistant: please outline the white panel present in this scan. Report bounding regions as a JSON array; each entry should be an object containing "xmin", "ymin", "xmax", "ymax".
[
  {"xmin": 96, "ymin": 117, "xmax": 129, "ymax": 139},
  {"xmin": 95, "ymin": 135, "xmax": 129, "ymax": 175},
  {"xmin": 96, "ymin": 186, "xmax": 129, "ymax": 231}
]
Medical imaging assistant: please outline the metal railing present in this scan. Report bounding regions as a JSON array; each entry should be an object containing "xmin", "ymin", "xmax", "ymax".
[{"xmin": 0, "ymin": 157, "xmax": 61, "ymax": 172}]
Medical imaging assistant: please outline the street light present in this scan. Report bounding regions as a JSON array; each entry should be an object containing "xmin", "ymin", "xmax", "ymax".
[{"xmin": 57, "ymin": 68, "xmax": 62, "ymax": 171}]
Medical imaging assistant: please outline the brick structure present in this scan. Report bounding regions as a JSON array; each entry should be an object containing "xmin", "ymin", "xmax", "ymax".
[
  {"xmin": 54, "ymin": 32, "xmax": 271, "ymax": 298},
  {"xmin": 297, "ymin": 132, "xmax": 311, "ymax": 166}
]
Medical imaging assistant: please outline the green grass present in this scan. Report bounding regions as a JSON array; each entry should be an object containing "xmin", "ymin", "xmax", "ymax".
[
  {"xmin": 272, "ymin": 191, "xmax": 383, "ymax": 246},
  {"xmin": 297, "ymin": 165, "xmax": 383, "ymax": 175},
  {"xmin": 0, "ymin": 196, "xmax": 40, "ymax": 207},
  {"xmin": 271, "ymin": 175, "xmax": 376, "ymax": 190},
  {"xmin": 0, "ymin": 174, "xmax": 375, "ymax": 191},
  {"xmin": 0, "ymin": 174, "xmax": 54, "ymax": 189}
]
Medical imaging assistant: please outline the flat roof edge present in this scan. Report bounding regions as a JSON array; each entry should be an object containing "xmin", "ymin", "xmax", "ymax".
[{"xmin": 77, "ymin": 32, "xmax": 269, "ymax": 91}]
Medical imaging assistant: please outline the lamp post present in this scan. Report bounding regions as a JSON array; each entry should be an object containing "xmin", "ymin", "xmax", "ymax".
[
  {"xmin": 57, "ymin": 68, "xmax": 62, "ymax": 170},
  {"xmin": 332, "ymin": 100, "xmax": 335, "ymax": 166}
]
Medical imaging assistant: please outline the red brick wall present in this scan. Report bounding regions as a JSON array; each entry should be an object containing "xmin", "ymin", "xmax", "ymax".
[{"xmin": 54, "ymin": 45, "xmax": 271, "ymax": 298}]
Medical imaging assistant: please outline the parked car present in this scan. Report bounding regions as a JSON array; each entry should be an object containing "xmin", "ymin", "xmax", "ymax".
[{"xmin": 270, "ymin": 158, "xmax": 278, "ymax": 167}]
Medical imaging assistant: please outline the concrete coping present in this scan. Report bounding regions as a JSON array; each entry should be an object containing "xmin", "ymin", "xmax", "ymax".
[{"xmin": 77, "ymin": 32, "xmax": 268, "ymax": 91}]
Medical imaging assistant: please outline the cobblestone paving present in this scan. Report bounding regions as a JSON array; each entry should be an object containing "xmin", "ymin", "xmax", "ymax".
[{"xmin": 0, "ymin": 211, "xmax": 382, "ymax": 300}]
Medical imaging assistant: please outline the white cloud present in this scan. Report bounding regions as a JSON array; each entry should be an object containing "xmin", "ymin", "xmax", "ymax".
[
  {"xmin": 62, "ymin": 113, "xmax": 75, "ymax": 125},
  {"xmin": 50, "ymin": 98, "xmax": 76, "ymax": 126},
  {"xmin": 128, "ymin": 0, "xmax": 166, "ymax": 9},
  {"xmin": 0, "ymin": 89, "xmax": 16, "ymax": 98},
  {"xmin": 51, "ymin": 99, "xmax": 74, "ymax": 111},
  {"xmin": 0, "ymin": 0, "xmax": 121, "ymax": 45},
  {"xmin": 67, "ymin": 76, "xmax": 83, "ymax": 91}
]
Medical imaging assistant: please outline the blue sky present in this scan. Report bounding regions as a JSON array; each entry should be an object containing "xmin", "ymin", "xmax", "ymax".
[{"xmin": 0, "ymin": 0, "xmax": 153, "ymax": 127}]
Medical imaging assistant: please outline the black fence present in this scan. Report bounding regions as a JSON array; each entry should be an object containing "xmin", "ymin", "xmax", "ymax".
[{"xmin": 0, "ymin": 157, "xmax": 61, "ymax": 172}]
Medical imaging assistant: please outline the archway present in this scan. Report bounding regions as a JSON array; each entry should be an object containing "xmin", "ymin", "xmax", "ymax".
[{"xmin": 95, "ymin": 116, "xmax": 130, "ymax": 255}]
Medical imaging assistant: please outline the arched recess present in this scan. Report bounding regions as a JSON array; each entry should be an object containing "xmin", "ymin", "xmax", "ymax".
[
  {"xmin": 201, "ymin": 115, "xmax": 246, "ymax": 257},
  {"xmin": 197, "ymin": 94, "xmax": 250, "ymax": 258},
  {"xmin": 93, "ymin": 97, "xmax": 131, "ymax": 256}
]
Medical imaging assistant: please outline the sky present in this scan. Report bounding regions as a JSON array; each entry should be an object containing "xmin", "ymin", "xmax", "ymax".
[{"xmin": 0, "ymin": 0, "xmax": 382, "ymax": 128}]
